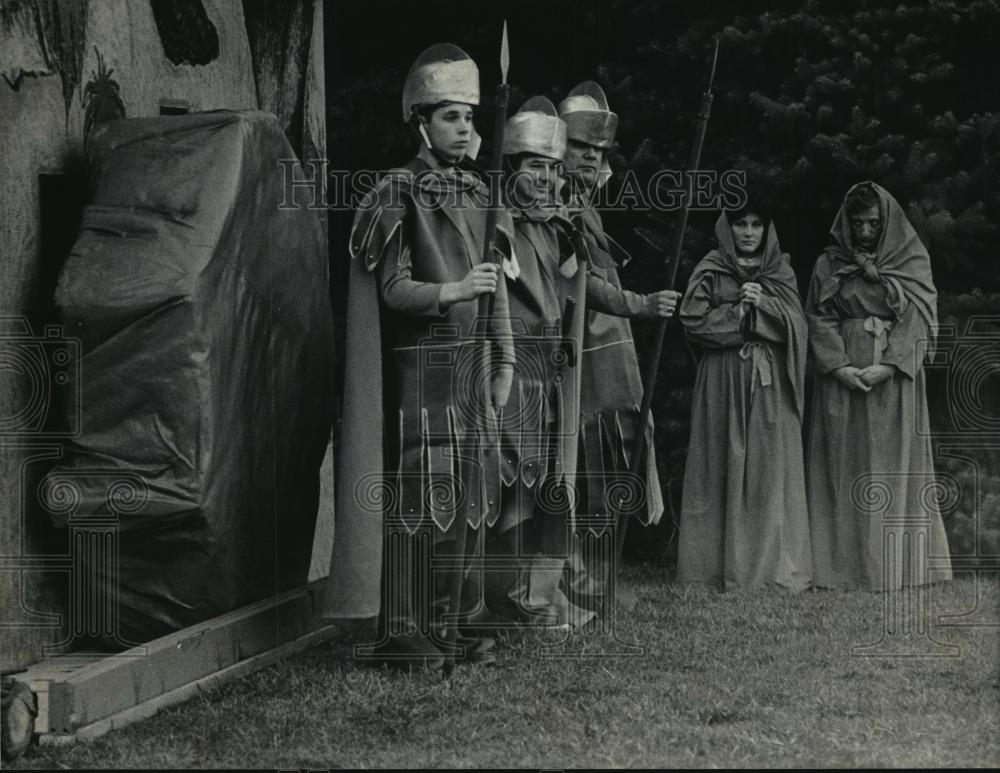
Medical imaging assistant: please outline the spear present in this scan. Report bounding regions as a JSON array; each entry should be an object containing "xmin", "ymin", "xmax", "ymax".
[
  {"xmin": 559, "ymin": 221, "xmax": 591, "ymax": 527},
  {"xmin": 443, "ymin": 21, "xmax": 510, "ymax": 678},
  {"xmin": 477, "ymin": 20, "xmax": 511, "ymax": 324},
  {"xmin": 630, "ymin": 37, "xmax": 720, "ymax": 473}
]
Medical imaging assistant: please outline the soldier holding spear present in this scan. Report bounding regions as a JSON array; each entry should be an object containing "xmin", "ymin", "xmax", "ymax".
[
  {"xmin": 557, "ymin": 81, "xmax": 682, "ymax": 617},
  {"xmin": 482, "ymin": 96, "xmax": 677, "ymax": 629},
  {"xmin": 324, "ymin": 42, "xmax": 515, "ymax": 671}
]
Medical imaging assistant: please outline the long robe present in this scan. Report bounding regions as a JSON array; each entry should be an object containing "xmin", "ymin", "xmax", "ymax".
[
  {"xmin": 677, "ymin": 216, "xmax": 812, "ymax": 592},
  {"xmin": 324, "ymin": 148, "xmax": 516, "ymax": 624},
  {"xmin": 805, "ymin": 182, "xmax": 952, "ymax": 591}
]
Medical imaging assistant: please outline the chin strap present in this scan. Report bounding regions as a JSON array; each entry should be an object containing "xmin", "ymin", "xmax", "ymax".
[
  {"xmin": 418, "ymin": 122, "xmax": 480, "ymax": 166},
  {"xmin": 418, "ymin": 123, "xmax": 433, "ymax": 150}
]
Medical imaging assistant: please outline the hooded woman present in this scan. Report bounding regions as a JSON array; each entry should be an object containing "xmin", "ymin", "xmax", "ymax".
[
  {"xmin": 805, "ymin": 181, "xmax": 952, "ymax": 591},
  {"xmin": 323, "ymin": 44, "xmax": 517, "ymax": 669},
  {"xmin": 677, "ymin": 206, "xmax": 812, "ymax": 592}
]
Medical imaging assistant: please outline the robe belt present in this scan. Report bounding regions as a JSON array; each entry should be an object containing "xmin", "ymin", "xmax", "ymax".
[
  {"xmin": 863, "ymin": 316, "xmax": 894, "ymax": 366},
  {"xmin": 739, "ymin": 340, "xmax": 773, "ymax": 399}
]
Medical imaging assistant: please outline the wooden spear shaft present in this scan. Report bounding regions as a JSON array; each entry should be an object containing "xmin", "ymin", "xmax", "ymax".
[
  {"xmin": 630, "ymin": 37, "xmax": 720, "ymax": 472},
  {"xmin": 444, "ymin": 21, "xmax": 510, "ymax": 678}
]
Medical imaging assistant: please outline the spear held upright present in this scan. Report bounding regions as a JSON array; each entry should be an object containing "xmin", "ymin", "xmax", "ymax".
[
  {"xmin": 477, "ymin": 20, "xmax": 511, "ymax": 324},
  {"xmin": 444, "ymin": 21, "xmax": 511, "ymax": 677},
  {"xmin": 630, "ymin": 37, "xmax": 720, "ymax": 471}
]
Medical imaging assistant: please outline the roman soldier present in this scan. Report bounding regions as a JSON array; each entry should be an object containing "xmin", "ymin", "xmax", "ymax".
[
  {"xmin": 484, "ymin": 96, "xmax": 676, "ymax": 628},
  {"xmin": 324, "ymin": 44, "xmax": 516, "ymax": 670},
  {"xmin": 558, "ymin": 81, "xmax": 676, "ymax": 617}
]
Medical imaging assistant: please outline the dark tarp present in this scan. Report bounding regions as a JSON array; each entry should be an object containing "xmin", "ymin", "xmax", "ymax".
[{"xmin": 48, "ymin": 111, "xmax": 334, "ymax": 645}]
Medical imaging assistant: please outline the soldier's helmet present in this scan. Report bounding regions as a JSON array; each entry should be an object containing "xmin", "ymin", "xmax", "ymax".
[
  {"xmin": 402, "ymin": 43, "xmax": 482, "ymax": 159},
  {"xmin": 402, "ymin": 43, "xmax": 480, "ymax": 121},
  {"xmin": 504, "ymin": 96, "xmax": 567, "ymax": 160},
  {"xmin": 558, "ymin": 80, "xmax": 618, "ymax": 149}
]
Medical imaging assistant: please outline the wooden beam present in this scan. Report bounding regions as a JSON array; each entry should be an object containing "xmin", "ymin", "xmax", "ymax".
[
  {"xmin": 20, "ymin": 579, "xmax": 335, "ymax": 738},
  {"xmin": 37, "ymin": 624, "xmax": 337, "ymax": 745}
]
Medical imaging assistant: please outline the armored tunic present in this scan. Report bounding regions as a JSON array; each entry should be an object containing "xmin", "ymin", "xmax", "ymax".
[
  {"xmin": 488, "ymin": 203, "xmax": 661, "ymax": 625},
  {"xmin": 568, "ymin": 194, "xmax": 664, "ymax": 526},
  {"xmin": 502, "ymin": 205, "xmax": 662, "ymax": 531}
]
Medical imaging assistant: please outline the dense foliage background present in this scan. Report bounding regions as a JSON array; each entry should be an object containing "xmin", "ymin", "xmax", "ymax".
[{"xmin": 327, "ymin": 0, "xmax": 1000, "ymax": 563}]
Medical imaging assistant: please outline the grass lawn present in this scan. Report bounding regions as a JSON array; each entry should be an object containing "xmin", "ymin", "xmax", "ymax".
[{"xmin": 11, "ymin": 566, "xmax": 1000, "ymax": 769}]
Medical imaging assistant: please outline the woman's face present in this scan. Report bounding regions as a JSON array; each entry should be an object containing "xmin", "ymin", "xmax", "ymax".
[
  {"xmin": 563, "ymin": 139, "xmax": 604, "ymax": 188},
  {"xmin": 849, "ymin": 204, "xmax": 882, "ymax": 251},
  {"xmin": 422, "ymin": 102, "xmax": 474, "ymax": 163},
  {"xmin": 730, "ymin": 213, "xmax": 765, "ymax": 255},
  {"xmin": 513, "ymin": 154, "xmax": 562, "ymax": 207}
]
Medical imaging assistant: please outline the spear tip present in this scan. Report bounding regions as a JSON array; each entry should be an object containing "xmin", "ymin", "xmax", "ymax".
[
  {"xmin": 501, "ymin": 19, "xmax": 510, "ymax": 84},
  {"xmin": 708, "ymin": 35, "xmax": 720, "ymax": 90}
]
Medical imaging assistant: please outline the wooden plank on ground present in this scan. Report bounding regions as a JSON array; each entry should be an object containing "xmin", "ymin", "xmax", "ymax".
[
  {"xmin": 36, "ymin": 624, "xmax": 337, "ymax": 745},
  {"xmin": 23, "ymin": 579, "xmax": 330, "ymax": 736},
  {"xmin": 21, "ymin": 653, "xmax": 105, "ymax": 734}
]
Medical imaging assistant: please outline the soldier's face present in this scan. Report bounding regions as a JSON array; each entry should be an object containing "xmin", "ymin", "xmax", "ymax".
[
  {"xmin": 849, "ymin": 205, "xmax": 882, "ymax": 252},
  {"xmin": 423, "ymin": 102, "xmax": 474, "ymax": 163},
  {"xmin": 563, "ymin": 139, "xmax": 603, "ymax": 187},
  {"xmin": 513, "ymin": 155, "xmax": 561, "ymax": 207}
]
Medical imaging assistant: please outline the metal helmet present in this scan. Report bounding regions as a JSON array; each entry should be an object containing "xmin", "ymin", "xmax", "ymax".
[
  {"xmin": 558, "ymin": 80, "xmax": 618, "ymax": 149},
  {"xmin": 503, "ymin": 96, "xmax": 567, "ymax": 160},
  {"xmin": 401, "ymin": 43, "xmax": 480, "ymax": 122},
  {"xmin": 401, "ymin": 43, "xmax": 482, "ymax": 160}
]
